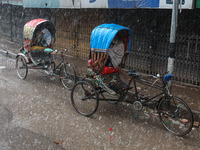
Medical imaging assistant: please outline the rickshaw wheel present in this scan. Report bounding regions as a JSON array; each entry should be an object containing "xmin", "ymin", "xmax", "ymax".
[
  {"xmin": 16, "ymin": 55, "xmax": 28, "ymax": 80},
  {"xmin": 158, "ymin": 96, "xmax": 193, "ymax": 136},
  {"xmin": 71, "ymin": 81, "xmax": 99, "ymax": 117},
  {"xmin": 61, "ymin": 63, "xmax": 76, "ymax": 90}
]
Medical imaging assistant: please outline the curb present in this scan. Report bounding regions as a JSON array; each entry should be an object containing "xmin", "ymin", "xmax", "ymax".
[{"xmin": 0, "ymin": 49, "xmax": 17, "ymax": 59}]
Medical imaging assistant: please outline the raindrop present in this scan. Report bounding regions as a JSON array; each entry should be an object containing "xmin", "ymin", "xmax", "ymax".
[
  {"xmin": 111, "ymin": 132, "xmax": 114, "ymax": 136},
  {"xmin": 98, "ymin": 116, "xmax": 102, "ymax": 120},
  {"xmin": 0, "ymin": 66, "xmax": 6, "ymax": 69}
]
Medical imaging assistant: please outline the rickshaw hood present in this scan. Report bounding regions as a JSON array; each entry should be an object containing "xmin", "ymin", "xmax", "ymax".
[
  {"xmin": 23, "ymin": 18, "xmax": 56, "ymax": 52},
  {"xmin": 24, "ymin": 19, "xmax": 48, "ymax": 40},
  {"xmin": 90, "ymin": 24, "xmax": 132, "ymax": 52}
]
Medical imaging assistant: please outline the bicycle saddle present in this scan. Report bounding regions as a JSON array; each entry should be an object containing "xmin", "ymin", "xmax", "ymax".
[
  {"xmin": 128, "ymin": 70, "xmax": 140, "ymax": 77},
  {"xmin": 44, "ymin": 48, "xmax": 54, "ymax": 54}
]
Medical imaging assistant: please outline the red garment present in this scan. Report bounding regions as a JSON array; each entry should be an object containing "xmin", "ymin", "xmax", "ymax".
[
  {"xmin": 101, "ymin": 66, "xmax": 120, "ymax": 75},
  {"xmin": 88, "ymin": 59, "xmax": 120, "ymax": 75}
]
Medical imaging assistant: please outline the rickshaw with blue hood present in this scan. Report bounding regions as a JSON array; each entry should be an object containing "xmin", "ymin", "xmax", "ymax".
[
  {"xmin": 70, "ymin": 23, "xmax": 194, "ymax": 136},
  {"xmin": 71, "ymin": 23, "xmax": 132, "ymax": 115},
  {"xmin": 16, "ymin": 18, "xmax": 76, "ymax": 90}
]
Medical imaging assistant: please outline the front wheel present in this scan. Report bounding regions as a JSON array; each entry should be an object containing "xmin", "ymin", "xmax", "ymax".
[
  {"xmin": 158, "ymin": 96, "xmax": 194, "ymax": 136},
  {"xmin": 71, "ymin": 81, "xmax": 99, "ymax": 117},
  {"xmin": 16, "ymin": 55, "xmax": 28, "ymax": 79},
  {"xmin": 61, "ymin": 63, "xmax": 76, "ymax": 90}
]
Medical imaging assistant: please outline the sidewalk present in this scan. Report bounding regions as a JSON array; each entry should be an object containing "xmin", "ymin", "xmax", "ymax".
[{"xmin": 0, "ymin": 37, "xmax": 200, "ymax": 126}]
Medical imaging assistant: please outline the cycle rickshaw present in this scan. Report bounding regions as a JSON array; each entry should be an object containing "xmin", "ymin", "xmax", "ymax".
[
  {"xmin": 16, "ymin": 18, "xmax": 76, "ymax": 89},
  {"xmin": 71, "ymin": 23, "xmax": 194, "ymax": 136}
]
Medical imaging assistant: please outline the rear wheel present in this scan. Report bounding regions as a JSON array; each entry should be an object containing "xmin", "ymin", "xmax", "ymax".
[
  {"xmin": 61, "ymin": 63, "xmax": 76, "ymax": 90},
  {"xmin": 16, "ymin": 55, "xmax": 28, "ymax": 79},
  {"xmin": 158, "ymin": 96, "xmax": 193, "ymax": 136},
  {"xmin": 71, "ymin": 81, "xmax": 99, "ymax": 117}
]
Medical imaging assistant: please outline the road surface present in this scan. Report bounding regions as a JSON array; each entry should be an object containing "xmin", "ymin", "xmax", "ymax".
[{"xmin": 0, "ymin": 54, "xmax": 199, "ymax": 150}]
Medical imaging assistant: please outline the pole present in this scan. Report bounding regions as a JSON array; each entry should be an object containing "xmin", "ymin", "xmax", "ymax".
[
  {"xmin": 10, "ymin": 4, "xmax": 13, "ymax": 42},
  {"xmin": 167, "ymin": 0, "xmax": 179, "ymax": 88}
]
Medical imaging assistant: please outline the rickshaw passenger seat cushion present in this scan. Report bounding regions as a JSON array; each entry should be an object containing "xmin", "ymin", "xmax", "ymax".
[
  {"xmin": 101, "ymin": 66, "xmax": 120, "ymax": 75},
  {"xmin": 31, "ymin": 46, "xmax": 46, "ymax": 51}
]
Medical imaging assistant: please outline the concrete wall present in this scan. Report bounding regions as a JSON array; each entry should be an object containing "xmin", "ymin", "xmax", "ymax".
[{"xmin": 0, "ymin": 4, "xmax": 52, "ymax": 44}]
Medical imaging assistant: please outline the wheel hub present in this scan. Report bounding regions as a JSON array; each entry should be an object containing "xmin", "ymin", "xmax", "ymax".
[{"xmin": 133, "ymin": 101, "xmax": 143, "ymax": 111}]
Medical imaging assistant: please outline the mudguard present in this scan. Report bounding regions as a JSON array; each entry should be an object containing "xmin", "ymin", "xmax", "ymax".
[{"xmin": 16, "ymin": 53, "xmax": 30, "ymax": 63}]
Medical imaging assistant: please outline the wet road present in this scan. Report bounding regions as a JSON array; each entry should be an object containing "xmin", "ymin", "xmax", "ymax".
[{"xmin": 0, "ymin": 54, "xmax": 200, "ymax": 150}]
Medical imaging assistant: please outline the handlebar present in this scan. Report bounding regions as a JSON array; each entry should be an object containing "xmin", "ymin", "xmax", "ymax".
[
  {"xmin": 60, "ymin": 49, "xmax": 68, "ymax": 53},
  {"xmin": 147, "ymin": 74, "xmax": 161, "ymax": 79},
  {"xmin": 148, "ymin": 73, "xmax": 173, "ymax": 82},
  {"xmin": 52, "ymin": 49, "xmax": 68, "ymax": 56}
]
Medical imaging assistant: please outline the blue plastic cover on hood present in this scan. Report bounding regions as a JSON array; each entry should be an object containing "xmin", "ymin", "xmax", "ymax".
[{"xmin": 90, "ymin": 24, "xmax": 132, "ymax": 51}]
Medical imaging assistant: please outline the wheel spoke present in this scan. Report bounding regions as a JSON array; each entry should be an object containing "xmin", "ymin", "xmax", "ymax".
[
  {"xmin": 71, "ymin": 81, "xmax": 99, "ymax": 117},
  {"xmin": 16, "ymin": 56, "xmax": 28, "ymax": 79},
  {"xmin": 61, "ymin": 63, "xmax": 76, "ymax": 90}
]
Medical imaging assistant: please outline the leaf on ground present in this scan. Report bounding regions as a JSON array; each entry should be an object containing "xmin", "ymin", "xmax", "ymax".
[
  {"xmin": 193, "ymin": 121, "xmax": 199, "ymax": 127},
  {"xmin": 54, "ymin": 140, "xmax": 63, "ymax": 145}
]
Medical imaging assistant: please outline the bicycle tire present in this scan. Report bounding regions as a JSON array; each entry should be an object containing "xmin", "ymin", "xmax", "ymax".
[
  {"xmin": 158, "ymin": 96, "xmax": 194, "ymax": 136},
  {"xmin": 16, "ymin": 55, "xmax": 28, "ymax": 80},
  {"xmin": 61, "ymin": 63, "xmax": 76, "ymax": 90},
  {"xmin": 71, "ymin": 81, "xmax": 99, "ymax": 117}
]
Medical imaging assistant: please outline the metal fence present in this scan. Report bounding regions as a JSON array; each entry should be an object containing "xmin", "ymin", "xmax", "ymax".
[{"xmin": 0, "ymin": 4, "xmax": 199, "ymax": 86}]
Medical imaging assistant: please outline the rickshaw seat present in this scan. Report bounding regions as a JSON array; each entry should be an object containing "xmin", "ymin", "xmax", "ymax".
[
  {"xmin": 31, "ymin": 46, "xmax": 46, "ymax": 51},
  {"xmin": 101, "ymin": 66, "xmax": 120, "ymax": 75}
]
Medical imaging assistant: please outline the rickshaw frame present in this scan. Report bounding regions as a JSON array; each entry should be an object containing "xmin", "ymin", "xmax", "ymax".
[
  {"xmin": 16, "ymin": 18, "xmax": 76, "ymax": 90},
  {"xmin": 70, "ymin": 23, "xmax": 194, "ymax": 136}
]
